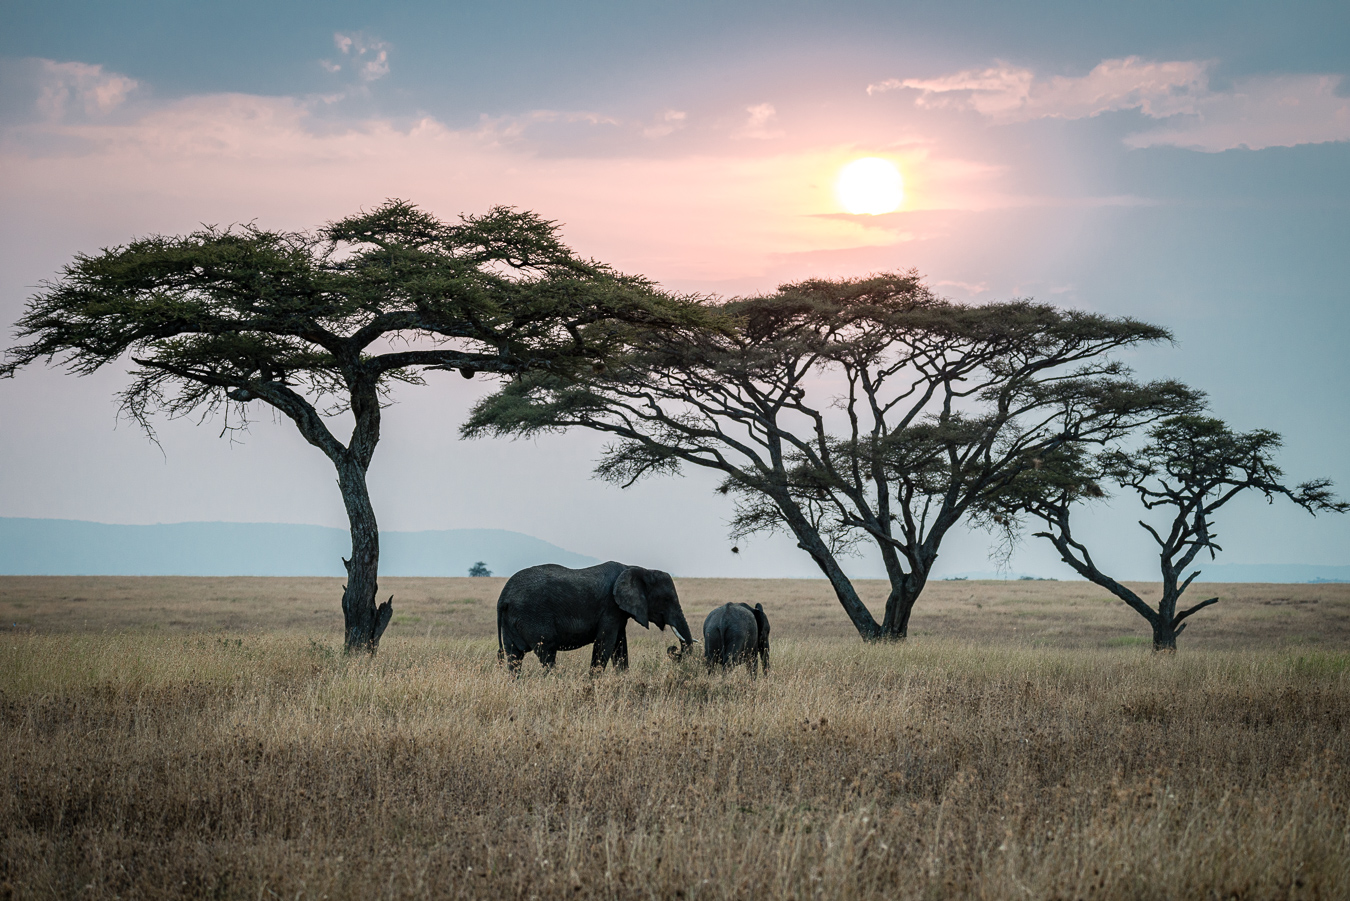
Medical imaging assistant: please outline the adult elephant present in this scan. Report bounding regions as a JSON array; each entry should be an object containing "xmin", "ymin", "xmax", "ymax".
[
  {"xmin": 703, "ymin": 602, "xmax": 770, "ymax": 676},
  {"xmin": 497, "ymin": 562, "xmax": 697, "ymax": 673}
]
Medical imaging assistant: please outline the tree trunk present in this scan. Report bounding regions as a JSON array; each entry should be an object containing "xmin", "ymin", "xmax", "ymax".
[
  {"xmin": 880, "ymin": 568, "xmax": 927, "ymax": 640},
  {"xmin": 1149, "ymin": 589, "xmax": 1218, "ymax": 653},
  {"xmin": 879, "ymin": 586, "xmax": 913, "ymax": 640},
  {"xmin": 1151, "ymin": 622, "xmax": 1180, "ymax": 652},
  {"xmin": 778, "ymin": 496, "xmax": 882, "ymax": 640},
  {"xmin": 816, "ymin": 559, "xmax": 881, "ymax": 639},
  {"xmin": 338, "ymin": 460, "xmax": 392, "ymax": 654}
]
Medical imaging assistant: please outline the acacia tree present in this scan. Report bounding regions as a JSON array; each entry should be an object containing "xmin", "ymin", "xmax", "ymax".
[
  {"xmin": 990, "ymin": 415, "xmax": 1347, "ymax": 650},
  {"xmin": 466, "ymin": 272, "xmax": 1198, "ymax": 640},
  {"xmin": 1, "ymin": 200, "xmax": 692, "ymax": 653}
]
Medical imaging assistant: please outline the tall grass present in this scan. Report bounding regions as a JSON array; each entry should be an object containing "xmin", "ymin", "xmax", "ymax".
[{"xmin": 3, "ymin": 633, "xmax": 1348, "ymax": 899}]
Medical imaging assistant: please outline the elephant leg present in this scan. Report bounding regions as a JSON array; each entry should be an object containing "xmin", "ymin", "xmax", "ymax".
[
  {"xmin": 501, "ymin": 631, "xmax": 530, "ymax": 677},
  {"xmin": 590, "ymin": 625, "xmax": 621, "ymax": 672},
  {"xmin": 613, "ymin": 630, "xmax": 630, "ymax": 672},
  {"xmin": 706, "ymin": 639, "xmax": 723, "ymax": 674},
  {"xmin": 534, "ymin": 641, "xmax": 559, "ymax": 671}
]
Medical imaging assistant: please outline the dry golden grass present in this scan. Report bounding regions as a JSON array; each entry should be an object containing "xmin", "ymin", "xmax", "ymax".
[
  {"xmin": 3, "ymin": 576, "xmax": 1348, "ymax": 650},
  {"xmin": 2, "ymin": 577, "xmax": 1349, "ymax": 899}
]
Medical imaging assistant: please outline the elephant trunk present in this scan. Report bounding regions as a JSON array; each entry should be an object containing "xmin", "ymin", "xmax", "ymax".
[{"xmin": 666, "ymin": 607, "xmax": 698, "ymax": 655}]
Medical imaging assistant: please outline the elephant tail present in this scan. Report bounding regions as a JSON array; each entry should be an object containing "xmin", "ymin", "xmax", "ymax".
[{"xmin": 496, "ymin": 603, "xmax": 506, "ymax": 664}]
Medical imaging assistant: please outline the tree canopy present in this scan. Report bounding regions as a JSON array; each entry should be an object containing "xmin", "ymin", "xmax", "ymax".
[
  {"xmin": 2, "ymin": 200, "xmax": 698, "ymax": 652},
  {"xmin": 466, "ymin": 272, "xmax": 1199, "ymax": 640}
]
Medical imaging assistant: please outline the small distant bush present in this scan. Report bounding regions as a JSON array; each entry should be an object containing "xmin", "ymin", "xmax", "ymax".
[{"xmin": 468, "ymin": 562, "xmax": 492, "ymax": 577}]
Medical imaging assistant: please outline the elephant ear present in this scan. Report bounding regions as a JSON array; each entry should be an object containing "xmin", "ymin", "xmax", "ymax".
[
  {"xmin": 753, "ymin": 603, "xmax": 770, "ymax": 646},
  {"xmin": 614, "ymin": 567, "xmax": 650, "ymax": 628}
]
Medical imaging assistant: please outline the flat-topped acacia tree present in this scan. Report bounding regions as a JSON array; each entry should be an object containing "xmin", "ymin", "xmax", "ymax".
[
  {"xmin": 987, "ymin": 415, "xmax": 1347, "ymax": 650},
  {"xmin": 466, "ymin": 273, "xmax": 1199, "ymax": 640},
  {"xmin": 1, "ymin": 200, "xmax": 693, "ymax": 653}
]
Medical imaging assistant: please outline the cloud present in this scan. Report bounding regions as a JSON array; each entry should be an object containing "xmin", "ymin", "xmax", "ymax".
[
  {"xmin": 324, "ymin": 32, "xmax": 391, "ymax": 82},
  {"xmin": 0, "ymin": 57, "xmax": 1081, "ymax": 290},
  {"xmin": 470, "ymin": 106, "xmax": 696, "ymax": 153},
  {"xmin": 932, "ymin": 279, "xmax": 991, "ymax": 296},
  {"xmin": 0, "ymin": 58, "xmax": 139, "ymax": 125},
  {"xmin": 39, "ymin": 60, "xmax": 139, "ymax": 118},
  {"xmin": 0, "ymin": 88, "xmax": 915, "ymax": 283},
  {"xmin": 873, "ymin": 57, "xmax": 1350, "ymax": 151},
  {"xmin": 872, "ymin": 57, "xmax": 1208, "ymax": 121},
  {"xmin": 1125, "ymin": 74, "xmax": 1350, "ymax": 152},
  {"xmin": 737, "ymin": 103, "xmax": 784, "ymax": 140},
  {"xmin": 474, "ymin": 108, "xmax": 623, "ymax": 145},
  {"xmin": 643, "ymin": 109, "xmax": 687, "ymax": 139}
]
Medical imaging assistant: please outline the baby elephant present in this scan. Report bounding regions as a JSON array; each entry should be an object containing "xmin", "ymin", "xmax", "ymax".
[{"xmin": 702, "ymin": 602, "xmax": 770, "ymax": 676}]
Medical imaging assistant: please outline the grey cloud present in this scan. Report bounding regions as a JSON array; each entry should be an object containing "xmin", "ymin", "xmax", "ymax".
[{"xmin": 872, "ymin": 57, "xmax": 1350, "ymax": 151}]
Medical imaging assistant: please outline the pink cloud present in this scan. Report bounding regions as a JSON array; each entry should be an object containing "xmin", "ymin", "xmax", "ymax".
[
  {"xmin": 4, "ymin": 56, "xmax": 1153, "ymax": 304},
  {"xmin": 33, "ymin": 60, "xmax": 139, "ymax": 120},
  {"xmin": 736, "ymin": 103, "xmax": 784, "ymax": 140},
  {"xmin": 3, "ymin": 74, "xmax": 1038, "ymax": 287},
  {"xmin": 642, "ymin": 109, "xmax": 687, "ymax": 139}
]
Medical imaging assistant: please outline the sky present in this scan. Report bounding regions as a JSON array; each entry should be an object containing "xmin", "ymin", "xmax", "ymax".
[{"xmin": 1, "ymin": 0, "xmax": 1347, "ymax": 581}]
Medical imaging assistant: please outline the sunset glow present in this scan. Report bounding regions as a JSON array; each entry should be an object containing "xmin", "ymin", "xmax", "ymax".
[{"xmin": 836, "ymin": 157, "xmax": 904, "ymax": 214}]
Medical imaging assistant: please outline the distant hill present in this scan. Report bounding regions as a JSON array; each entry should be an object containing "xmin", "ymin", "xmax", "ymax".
[
  {"xmin": 0, "ymin": 518, "xmax": 600, "ymax": 577},
  {"xmin": 1186, "ymin": 563, "xmax": 1350, "ymax": 584}
]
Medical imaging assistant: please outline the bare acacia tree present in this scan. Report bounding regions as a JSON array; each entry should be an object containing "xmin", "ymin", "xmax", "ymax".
[
  {"xmin": 991, "ymin": 415, "xmax": 1347, "ymax": 650},
  {"xmin": 1, "ymin": 200, "xmax": 693, "ymax": 653},
  {"xmin": 466, "ymin": 272, "xmax": 1196, "ymax": 640}
]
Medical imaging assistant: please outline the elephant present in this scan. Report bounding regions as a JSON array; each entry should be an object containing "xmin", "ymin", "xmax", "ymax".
[
  {"xmin": 496, "ymin": 562, "xmax": 697, "ymax": 673},
  {"xmin": 702, "ymin": 602, "xmax": 770, "ymax": 676}
]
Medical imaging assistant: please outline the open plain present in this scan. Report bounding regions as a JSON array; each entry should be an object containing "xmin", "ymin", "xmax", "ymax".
[{"xmin": 2, "ymin": 576, "xmax": 1349, "ymax": 899}]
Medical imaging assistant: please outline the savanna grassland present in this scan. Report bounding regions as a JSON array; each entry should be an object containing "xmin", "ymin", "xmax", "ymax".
[{"xmin": 2, "ymin": 577, "xmax": 1349, "ymax": 900}]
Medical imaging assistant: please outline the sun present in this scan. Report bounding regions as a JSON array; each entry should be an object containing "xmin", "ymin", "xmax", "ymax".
[{"xmin": 836, "ymin": 157, "xmax": 904, "ymax": 215}]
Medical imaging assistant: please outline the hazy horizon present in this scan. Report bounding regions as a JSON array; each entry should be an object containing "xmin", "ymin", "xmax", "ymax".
[{"xmin": 2, "ymin": 516, "xmax": 1346, "ymax": 584}]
